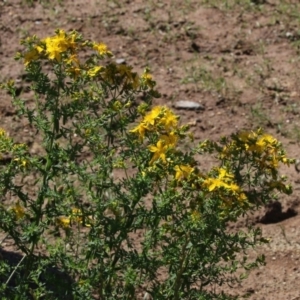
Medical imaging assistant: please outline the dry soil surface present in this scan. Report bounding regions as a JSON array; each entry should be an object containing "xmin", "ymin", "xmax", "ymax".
[{"xmin": 1, "ymin": 0, "xmax": 300, "ymax": 299}]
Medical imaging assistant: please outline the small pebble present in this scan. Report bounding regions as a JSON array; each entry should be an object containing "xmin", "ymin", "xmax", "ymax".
[
  {"xmin": 173, "ymin": 100, "xmax": 205, "ymax": 111},
  {"xmin": 116, "ymin": 58, "xmax": 126, "ymax": 64}
]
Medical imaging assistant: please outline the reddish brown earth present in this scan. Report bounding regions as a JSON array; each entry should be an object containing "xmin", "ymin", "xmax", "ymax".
[{"xmin": 1, "ymin": 0, "xmax": 300, "ymax": 299}]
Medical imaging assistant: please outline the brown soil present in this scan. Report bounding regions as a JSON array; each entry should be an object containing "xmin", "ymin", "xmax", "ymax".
[{"xmin": 1, "ymin": 0, "xmax": 300, "ymax": 299}]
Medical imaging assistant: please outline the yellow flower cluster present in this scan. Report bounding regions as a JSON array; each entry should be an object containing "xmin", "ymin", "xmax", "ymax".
[
  {"xmin": 23, "ymin": 48, "xmax": 40, "ymax": 66},
  {"xmin": 56, "ymin": 208, "xmax": 92, "ymax": 229},
  {"xmin": 18, "ymin": 29, "xmax": 157, "ymax": 93},
  {"xmin": 130, "ymin": 106, "xmax": 197, "ymax": 182},
  {"xmin": 140, "ymin": 70, "xmax": 155, "ymax": 88},
  {"xmin": 148, "ymin": 132, "xmax": 178, "ymax": 165},
  {"xmin": 11, "ymin": 143, "xmax": 29, "ymax": 170},
  {"xmin": 131, "ymin": 106, "xmax": 180, "ymax": 166},
  {"xmin": 238, "ymin": 130, "xmax": 277, "ymax": 153},
  {"xmin": 174, "ymin": 165, "xmax": 194, "ymax": 181},
  {"xmin": 0, "ymin": 128, "xmax": 14, "ymax": 158},
  {"xmin": 221, "ymin": 129, "xmax": 293, "ymax": 171},
  {"xmin": 20, "ymin": 29, "xmax": 112, "ymax": 69},
  {"xmin": 203, "ymin": 167, "xmax": 247, "ymax": 203},
  {"xmin": 22, "ymin": 30, "xmax": 80, "ymax": 65},
  {"xmin": 56, "ymin": 216, "xmax": 71, "ymax": 229},
  {"xmin": 92, "ymin": 42, "xmax": 112, "ymax": 56},
  {"xmin": 265, "ymin": 178, "xmax": 292, "ymax": 194},
  {"xmin": 43, "ymin": 29, "xmax": 77, "ymax": 61},
  {"xmin": 87, "ymin": 66, "xmax": 103, "ymax": 77},
  {"xmin": 11, "ymin": 201, "xmax": 25, "ymax": 220},
  {"xmin": 98, "ymin": 64, "xmax": 140, "ymax": 90},
  {"xmin": 130, "ymin": 106, "xmax": 178, "ymax": 141},
  {"xmin": 102, "ymin": 66, "xmax": 151, "ymax": 91},
  {"xmin": 0, "ymin": 128, "xmax": 6, "ymax": 137},
  {"xmin": 14, "ymin": 157, "xmax": 29, "ymax": 169}
]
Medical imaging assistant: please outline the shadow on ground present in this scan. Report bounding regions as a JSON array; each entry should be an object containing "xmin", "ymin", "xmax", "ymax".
[{"xmin": 0, "ymin": 248, "xmax": 74, "ymax": 299}]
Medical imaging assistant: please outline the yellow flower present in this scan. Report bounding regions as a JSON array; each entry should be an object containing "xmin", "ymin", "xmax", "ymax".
[
  {"xmin": 130, "ymin": 106, "xmax": 179, "ymax": 139},
  {"xmin": 143, "ymin": 106, "xmax": 163, "ymax": 127},
  {"xmin": 141, "ymin": 71, "xmax": 154, "ymax": 88},
  {"xmin": 41, "ymin": 30, "xmax": 80, "ymax": 62},
  {"xmin": 219, "ymin": 142, "xmax": 235, "ymax": 158},
  {"xmin": 141, "ymin": 73, "xmax": 152, "ymax": 81},
  {"xmin": 237, "ymin": 192, "xmax": 247, "ymax": 202},
  {"xmin": 237, "ymin": 131, "xmax": 257, "ymax": 143},
  {"xmin": 85, "ymin": 128, "xmax": 92, "ymax": 136},
  {"xmin": 66, "ymin": 66, "xmax": 81, "ymax": 78},
  {"xmin": 12, "ymin": 202, "xmax": 25, "ymax": 220},
  {"xmin": 227, "ymin": 183, "xmax": 240, "ymax": 193},
  {"xmin": 188, "ymin": 132, "xmax": 194, "ymax": 142},
  {"xmin": 64, "ymin": 54, "xmax": 80, "ymax": 66},
  {"xmin": 124, "ymin": 100, "xmax": 132, "ymax": 108},
  {"xmin": 0, "ymin": 128, "xmax": 6, "ymax": 137},
  {"xmin": 6, "ymin": 80, "xmax": 15, "ymax": 89},
  {"xmin": 35, "ymin": 45, "xmax": 44, "ymax": 54},
  {"xmin": 203, "ymin": 177, "xmax": 239, "ymax": 192},
  {"xmin": 247, "ymin": 137, "xmax": 266, "ymax": 152},
  {"xmin": 160, "ymin": 109, "xmax": 178, "ymax": 129},
  {"xmin": 117, "ymin": 65, "xmax": 140, "ymax": 89},
  {"xmin": 87, "ymin": 66, "xmax": 103, "ymax": 77},
  {"xmin": 218, "ymin": 168, "xmax": 234, "ymax": 181},
  {"xmin": 174, "ymin": 165, "xmax": 194, "ymax": 181},
  {"xmin": 271, "ymin": 154, "xmax": 279, "ymax": 169},
  {"xmin": 43, "ymin": 39, "xmax": 63, "ymax": 61},
  {"xmin": 132, "ymin": 73, "xmax": 140, "ymax": 90},
  {"xmin": 112, "ymin": 100, "xmax": 122, "ymax": 111},
  {"xmin": 56, "ymin": 216, "xmax": 70, "ymax": 229},
  {"xmin": 130, "ymin": 123, "xmax": 148, "ymax": 141},
  {"xmin": 24, "ymin": 48, "xmax": 39, "ymax": 66},
  {"xmin": 239, "ymin": 131, "xmax": 277, "ymax": 153},
  {"xmin": 281, "ymin": 156, "xmax": 293, "ymax": 167},
  {"xmin": 118, "ymin": 64, "xmax": 133, "ymax": 78},
  {"xmin": 262, "ymin": 134, "xmax": 277, "ymax": 145},
  {"xmin": 160, "ymin": 131, "xmax": 178, "ymax": 147},
  {"xmin": 14, "ymin": 158, "xmax": 29, "ymax": 168},
  {"xmin": 93, "ymin": 42, "xmax": 112, "ymax": 56},
  {"xmin": 71, "ymin": 208, "xmax": 92, "ymax": 227},
  {"xmin": 190, "ymin": 210, "xmax": 201, "ymax": 222},
  {"xmin": 130, "ymin": 106, "xmax": 164, "ymax": 140},
  {"xmin": 203, "ymin": 178, "xmax": 225, "ymax": 192},
  {"xmin": 148, "ymin": 140, "xmax": 168, "ymax": 164},
  {"xmin": 43, "ymin": 30, "xmax": 69, "ymax": 61},
  {"xmin": 71, "ymin": 208, "xmax": 83, "ymax": 223},
  {"xmin": 66, "ymin": 32, "xmax": 78, "ymax": 51}
]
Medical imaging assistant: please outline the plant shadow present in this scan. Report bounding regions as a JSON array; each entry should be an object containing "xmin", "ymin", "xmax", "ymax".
[{"xmin": 0, "ymin": 248, "xmax": 74, "ymax": 299}]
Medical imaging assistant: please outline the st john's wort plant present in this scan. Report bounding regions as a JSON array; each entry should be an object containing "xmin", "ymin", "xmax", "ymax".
[{"xmin": 0, "ymin": 29, "xmax": 294, "ymax": 299}]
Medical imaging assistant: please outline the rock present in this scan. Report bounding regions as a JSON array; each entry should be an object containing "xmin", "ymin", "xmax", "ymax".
[
  {"xmin": 115, "ymin": 58, "xmax": 126, "ymax": 64},
  {"xmin": 173, "ymin": 100, "xmax": 205, "ymax": 111}
]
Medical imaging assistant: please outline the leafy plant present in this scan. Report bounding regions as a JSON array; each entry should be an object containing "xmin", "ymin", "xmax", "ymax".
[{"xmin": 0, "ymin": 29, "xmax": 294, "ymax": 299}]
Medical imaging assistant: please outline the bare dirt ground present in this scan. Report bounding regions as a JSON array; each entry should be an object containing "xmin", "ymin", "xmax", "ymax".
[{"xmin": 1, "ymin": 0, "xmax": 300, "ymax": 299}]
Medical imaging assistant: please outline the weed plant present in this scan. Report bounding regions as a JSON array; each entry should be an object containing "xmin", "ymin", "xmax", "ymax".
[{"xmin": 0, "ymin": 29, "xmax": 294, "ymax": 299}]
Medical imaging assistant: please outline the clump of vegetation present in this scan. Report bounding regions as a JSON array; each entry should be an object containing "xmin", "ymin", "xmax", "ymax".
[{"xmin": 0, "ymin": 29, "xmax": 294, "ymax": 299}]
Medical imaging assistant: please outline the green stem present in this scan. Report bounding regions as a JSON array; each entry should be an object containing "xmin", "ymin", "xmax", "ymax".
[
  {"xmin": 173, "ymin": 234, "xmax": 190, "ymax": 300},
  {"xmin": 31, "ymin": 70, "xmax": 62, "ymax": 257}
]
